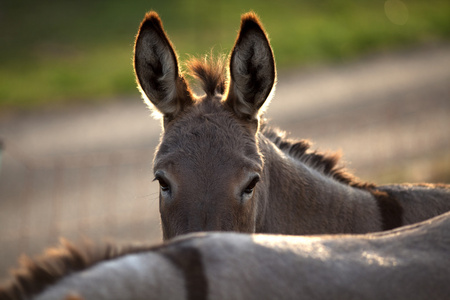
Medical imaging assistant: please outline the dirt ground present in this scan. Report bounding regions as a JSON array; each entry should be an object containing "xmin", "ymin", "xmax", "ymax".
[{"xmin": 0, "ymin": 44, "xmax": 449, "ymax": 282}]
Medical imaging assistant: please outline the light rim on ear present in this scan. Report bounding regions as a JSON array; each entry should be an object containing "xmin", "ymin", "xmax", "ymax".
[
  {"xmin": 133, "ymin": 11, "xmax": 193, "ymax": 122},
  {"xmin": 225, "ymin": 12, "xmax": 276, "ymax": 122}
]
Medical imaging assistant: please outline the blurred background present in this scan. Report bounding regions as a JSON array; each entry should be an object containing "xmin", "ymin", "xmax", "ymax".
[{"xmin": 0, "ymin": 0, "xmax": 449, "ymax": 281}]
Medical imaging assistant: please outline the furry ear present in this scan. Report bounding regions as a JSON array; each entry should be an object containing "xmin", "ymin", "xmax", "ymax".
[
  {"xmin": 225, "ymin": 12, "xmax": 276, "ymax": 122},
  {"xmin": 134, "ymin": 11, "xmax": 193, "ymax": 121}
]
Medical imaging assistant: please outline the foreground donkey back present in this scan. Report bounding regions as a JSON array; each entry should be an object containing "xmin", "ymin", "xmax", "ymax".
[
  {"xmin": 2, "ymin": 212, "xmax": 450, "ymax": 300},
  {"xmin": 134, "ymin": 11, "xmax": 450, "ymax": 240}
]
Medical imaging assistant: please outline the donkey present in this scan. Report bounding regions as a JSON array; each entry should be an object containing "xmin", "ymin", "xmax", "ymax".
[
  {"xmin": 133, "ymin": 11, "xmax": 450, "ymax": 240},
  {"xmin": 2, "ymin": 212, "xmax": 450, "ymax": 300}
]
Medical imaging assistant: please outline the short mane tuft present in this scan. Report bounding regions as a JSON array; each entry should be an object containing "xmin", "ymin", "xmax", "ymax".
[
  {"xmin": 0, "ymin": 239, "xmax": 160, "ymax": 300},
  {"xmin": 262, "ymin": 125, "xmax": 375, "ymax": 190},
  {"xmin": 187, "ymin": 54, "xmax": 226, "ymax": 97}
]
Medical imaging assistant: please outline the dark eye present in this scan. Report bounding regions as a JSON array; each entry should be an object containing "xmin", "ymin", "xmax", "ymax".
[
  {"xmin": 154, "ymin": 175, "xmax": 170, "ymax": 193},
  {"xmin": 243, "ymin": 176, "xmax": 260, "ymax": 195}
]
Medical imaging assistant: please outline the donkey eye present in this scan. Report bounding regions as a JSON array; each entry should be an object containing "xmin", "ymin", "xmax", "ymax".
[
  {"xmin": 154, "ymin": 175, "xmax": 170, "ymax": 193},
  {"xmin": 243, "ymin": 176, "xmax": 260, "ymax": 195},
  {"xmin": 159, "ymin": 179, "xmax": 170, "ymax": 192}
]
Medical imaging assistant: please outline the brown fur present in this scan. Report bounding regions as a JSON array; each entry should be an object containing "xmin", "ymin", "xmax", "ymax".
[
  {"xmin": 0, "ymin": 236, "xmax": 211, "ymax": 300},
  {"xmin": 261, "ymin": 125, "xmax": 375, "ymax": 190},
  {"xmin": 133, "ymin": 11, "xmax": 194, "ymax": 124},
  {"xmin": 2, "ymin": 213, "xmax": 450, "ymax": 299},
  {"xmin": 226, "ymin": 12, "xmax": 276, "ymax": 121},
  {"xmin": 133, "ymin": 11, "xmax": 450, "ymax": 240},
  {"xmin": 371, "ymin": 189, "xmax": 404, "ymax": 230},
  {"xmin": 159, "ymin": 245, "xmax": 208, "ymax": 300},
  {"xmin": 64, "ymin": 294, "xmax": 84, "ymax": 300},
  {"xmin": 185, "ymin": 61, "xmax": 376, "ymax": 191},
  {"xmin": 188, "ymin": 58, "xmax": 369, "ymax": 190},
  {"xmin": 0, "ymin": 240, "xmax": 160, "ymax": 300},
  {"xmin": 187, "ymin": 54, "xmax": 226, "ymax": 97}
]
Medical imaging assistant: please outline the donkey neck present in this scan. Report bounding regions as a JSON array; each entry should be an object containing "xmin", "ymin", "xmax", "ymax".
[{"xmin": 257, "ymin": 135, "xmax": 382, "ymax": 234}]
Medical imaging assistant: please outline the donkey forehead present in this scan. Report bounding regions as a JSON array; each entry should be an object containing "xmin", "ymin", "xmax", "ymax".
[{"xmin": 154, "ymin": 101, "xmax": 263, "ymax": 173}]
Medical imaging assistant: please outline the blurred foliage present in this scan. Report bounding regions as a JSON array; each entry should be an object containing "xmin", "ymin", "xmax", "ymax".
[
  {"xmin": 1, "ymin": 0, "xmax": 449, "ymax": 110},
  {"xmin": 366, "ymin": 150, "xmax": 450, "ymax": 185}
]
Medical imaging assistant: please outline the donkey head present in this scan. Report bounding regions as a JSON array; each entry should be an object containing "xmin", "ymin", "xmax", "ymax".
[{"xmin": 134, "ymin": 12, "xmax": 275, "ymax": 240}]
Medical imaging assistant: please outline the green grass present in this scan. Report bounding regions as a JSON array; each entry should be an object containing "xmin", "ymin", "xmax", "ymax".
[{"xmin": 1, "ymin": 0, "xmax": 449, "ymax": 111}]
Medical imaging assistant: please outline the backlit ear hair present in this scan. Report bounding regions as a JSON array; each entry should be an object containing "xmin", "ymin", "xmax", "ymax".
[
  {"xmin": 225, "ymin": 12, "xmax": 276, "ymax": 122},
  {"xmin": 134, "ymin": 11, "xmax": 193, "ymax": 122}
]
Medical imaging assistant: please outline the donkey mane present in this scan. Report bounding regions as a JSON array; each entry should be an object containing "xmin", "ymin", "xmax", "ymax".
[
  {"xmin": 186, "ymin": 57, "xmax": 373, "ymax": 190},
  {"xmin": 262, "ymin": 125, "xmax": 375, "ymax": 190},
  {"xmin": 0, "ymin": 239, "xmax": 162, "ymax": 300},
  {"xmin": 187, "ymin": 54, "xmax": 226, "ymax": 97}
]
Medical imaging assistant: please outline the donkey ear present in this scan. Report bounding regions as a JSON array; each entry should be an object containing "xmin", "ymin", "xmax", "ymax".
[
  {"xmin": 134, "ymin": 12, "xmax": 193, "ymax": 120},
  {"xmin": 225, "ymin": 12, "xmax": 276, "ymax": 121}
]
